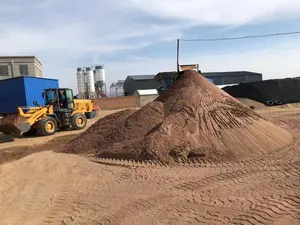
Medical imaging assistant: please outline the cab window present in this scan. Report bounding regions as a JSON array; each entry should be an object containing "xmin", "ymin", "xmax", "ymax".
[{"xmin": 45, "ymin": 90, "xmax": 56, "ymax": 105}]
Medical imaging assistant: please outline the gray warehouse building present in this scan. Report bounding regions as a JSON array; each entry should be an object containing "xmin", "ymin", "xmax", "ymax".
[
  {"xmin": 123, "ymin": 71, "xmax": 262, "ymax": 96},
  {"xmin": 0, "ymin": 56, "xmax": 43, "ymax": 80},
  {"xmin": 202, "ymin": 71, "xmax": 262, "ymax": 85},
  {"xmin": 124, "ymin": 75, "xmax": 158, "ymax": 96}
]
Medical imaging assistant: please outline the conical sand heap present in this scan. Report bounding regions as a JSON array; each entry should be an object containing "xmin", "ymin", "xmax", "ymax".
[{"xmin": 64, "ymin": 70, "xmax": 292, "ymax": 163}]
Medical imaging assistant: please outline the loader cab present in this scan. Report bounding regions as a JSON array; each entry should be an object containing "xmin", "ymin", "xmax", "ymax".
[{"xmin": 43, "ymin": 88, "xmax": 75, "ymax": 111}]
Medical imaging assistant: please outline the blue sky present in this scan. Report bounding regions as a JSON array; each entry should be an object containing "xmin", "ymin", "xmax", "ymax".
[{"xmin": 1, "ymin": 0, "xmax": 300, "ymax": 94}]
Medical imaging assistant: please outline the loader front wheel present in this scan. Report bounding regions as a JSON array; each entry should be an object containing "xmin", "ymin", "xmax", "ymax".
[
  {"xmin": 71, "ymin": 113, "xmax": 87, "ymax": 130},
  {"xmin": 37, "ymin": 117, "xmax": 57, "ymax": 136}
]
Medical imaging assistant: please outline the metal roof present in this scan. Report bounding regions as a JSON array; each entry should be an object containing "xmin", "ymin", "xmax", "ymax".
[
  {"xmin": 155, "ymin": 72, "xmax": 177, "ymax": 80},
  {"xmin": 0, "ymin": 76, "xmax": 57, "ymax": 82},
  {"xmin": 216, "ymin": 83, "xmax": 239, "ymax": 89},
  {"xmin": 128, "ymin": 75, "xmax": 156, "ymax": 80},
  {"xmin": 116, "ymin": 80, "xmax": 125, "ymax": 87},
  {"xmin": 202, "ymin": 71, "xmax": 262, "ymax": 77},
  {"xmin": 136, "ymin": 89, "xmax": 158, "ymax": 95},
  {"xmin": 0, "ymin": 56, "xmax": 42, "ymax": 65},
  {"xmin": 155, "ymin": 71, "xmax": 262, "ymax": 80}
]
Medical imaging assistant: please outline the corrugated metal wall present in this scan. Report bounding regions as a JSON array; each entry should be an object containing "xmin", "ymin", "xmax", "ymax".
[
  {"xmin": 0, "ymin": 78, "xmax": 26, "ymax": 113},
  {"xmin": 204, "ymin": 74, "xmax": 262, "ymax": 85},
  {"xmin": 0, "ymin": 76, "xmax": 59, "ymax": 114},
  {"xmin": 23, "ymin": 77, "xmax": 59, "ymax": 107}
]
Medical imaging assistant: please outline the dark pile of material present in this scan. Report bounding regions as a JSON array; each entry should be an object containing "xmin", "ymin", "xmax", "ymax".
[
  {"xmin": 223, "ymin": 78, "xmax": 300, "ymax": 105},
  {"xmin": 64, "ymin": 70, "xmax": 292, "ymax": 163}
]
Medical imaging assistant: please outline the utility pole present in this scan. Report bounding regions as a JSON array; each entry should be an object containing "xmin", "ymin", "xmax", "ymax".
[{"xmin": 176, "ymin": 39, "xmax": 180, "ymax": 73}]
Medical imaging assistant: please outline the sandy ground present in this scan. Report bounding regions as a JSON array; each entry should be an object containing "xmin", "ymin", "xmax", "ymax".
[
  {"xmin": 0, "ymin": 110, "xmax": 124, "ymax": 149},
  {"xmin": 0, "ymin": 108, "xmax": 300, "ymax": 225},
  {"xmin": 237, "ymin": 98, "xmax": 300, "ymax": 111}
]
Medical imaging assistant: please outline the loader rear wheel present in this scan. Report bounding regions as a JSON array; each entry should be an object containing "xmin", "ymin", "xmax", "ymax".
[
  {"xmin": 37, "ymin": 117, "xmax": 57, "ymax": 136},
  {"xmin": 71, "ymin": 113, "xmax": 87, "ymax": 130}
]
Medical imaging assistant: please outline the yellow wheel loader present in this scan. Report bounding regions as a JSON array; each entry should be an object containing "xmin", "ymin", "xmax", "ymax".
[{"xmin": 0, "ymin": 88, "xmax": 96, "ymax": 136}]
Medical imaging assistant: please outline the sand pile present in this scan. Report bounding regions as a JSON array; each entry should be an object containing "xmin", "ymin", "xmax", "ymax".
[
  {"xmin": 64, "ymin": 103, "xmax": 164, "ymax": 159},
  {"xmin": 64, "ymin": 70, "xmax": 292, "ymax": 163}
]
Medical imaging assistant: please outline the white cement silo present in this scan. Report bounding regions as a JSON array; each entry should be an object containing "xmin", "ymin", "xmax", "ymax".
[
  {"xmin": 76, "ymin": 67, "xmax": 86, "ymax": 98},
  {"xmin": 94, "ymin": 66, "xmax": 101, "ymax": 83},
  {"xmin": 86, "ymin": 67, "xmax": 95, "ymax": 98},
  {"xmin": 99, "ymin": 66, "xmax": 105, "ymax": 83}
]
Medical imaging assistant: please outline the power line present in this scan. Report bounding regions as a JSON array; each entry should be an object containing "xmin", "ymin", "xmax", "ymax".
[{"xmin": 179, "ymin": 30, "xmax": 300, "ymax": 42}]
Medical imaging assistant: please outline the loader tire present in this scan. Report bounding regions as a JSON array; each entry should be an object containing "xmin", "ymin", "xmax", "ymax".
[
  {"xmin": 71, "ymin": 113, "xmax": 87, "ymax": 130},
  {"xmin": 37, "ymin": 117, "xmax": 57, "ymax": 136}
]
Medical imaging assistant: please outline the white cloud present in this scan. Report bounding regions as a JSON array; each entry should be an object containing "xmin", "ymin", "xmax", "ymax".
[
  {"xmin": 0, "ymin": 23, "xmax": 151, "ymax": 56},
  {"xmin": 0, "ymin": 3, "xmax": 22, "ymax": 14},
  {"xmin": 106, "ymin": 42, "xmax": 300, "ymax": 85},
  {"xmin": 125, "ymin": 0, "xmax": 300, "ymax": 25},
  {"xmin": 0, "ymin": 0, "xmax": 300, "ymax": 94}
]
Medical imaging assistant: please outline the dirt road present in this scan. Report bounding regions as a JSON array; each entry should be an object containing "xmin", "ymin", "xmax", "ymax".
[
  {"xmin": 0, "ymin": 109, "xmax": 300, "ymax": 225},
  {"xmin": 0, "ymin": 110, "xmax": 123, "ymax": 149}
]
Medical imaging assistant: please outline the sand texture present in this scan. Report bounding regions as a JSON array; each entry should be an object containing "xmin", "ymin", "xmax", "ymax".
[
  {"xmin": 65, "ymin": 70, "xmax": 292, "ymax": 163},
  {"xmin": 0, "ymin": 107, "xmax": 300, "ymax": 224}
]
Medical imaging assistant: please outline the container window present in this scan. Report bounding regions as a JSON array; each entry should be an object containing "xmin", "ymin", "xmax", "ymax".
[
  {"xmin": 0, "ymin": 65, "xmax": 9, "ymax": 76},
  {"xmin": 19, "ymin": 64, "xmax": 29, "ymax": 76}
]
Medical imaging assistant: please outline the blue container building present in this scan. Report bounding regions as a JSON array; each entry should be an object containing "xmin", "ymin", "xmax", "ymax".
[{"xmin": 0, "ymin": 76, "xmax": 59, "ymax": 114}]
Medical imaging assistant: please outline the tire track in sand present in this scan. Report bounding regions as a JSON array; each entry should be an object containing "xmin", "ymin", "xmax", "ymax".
[{"xmin": 83, "ymin": 148, "xmax": 299, "ymax": 224}]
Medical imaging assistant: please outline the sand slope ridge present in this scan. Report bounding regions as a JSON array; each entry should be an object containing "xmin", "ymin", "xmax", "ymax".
[{"xmin": 64, "ymin": 70, "xmax": 292, "ymax": 163}]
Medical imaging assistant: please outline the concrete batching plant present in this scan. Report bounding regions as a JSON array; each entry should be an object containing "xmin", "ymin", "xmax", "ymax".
[
  {"xmin": 94, "ymin": 66, "xmax": 105, "ymax": 85},
  {"xmin": 94, "ymin": 65, "xmax": 107, "ymax": 97},
  {"xmin": 86, "ymin": 67, "xmax": 96, "ymax": 98},
  {"xmin": 76, "ymin": 68, "xmax": 86, "ymax": 99},
  {"xmin": 76, "ymin": 65, "xmax": 107, "ymax": 99}
]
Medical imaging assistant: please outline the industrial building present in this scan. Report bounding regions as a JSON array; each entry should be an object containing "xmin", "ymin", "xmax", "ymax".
[
  {"xmin": 0, "ymin": 76, "xmax": 59, "ymax": 114},
  {"xmin": 201, "ymin": 71, "xmax": 262, "ymax": 85},
  {"xmin": 133, "ymin": 89, "xmax": 159, "ymax": 107},
  {"xmin": 123, "ymin": 75, "xmax": 159, "ymax": 96},
  {"xmin": 155, "ymin": 71, "xmax": 262, "ymax": 86},
  {"xmin": 0, "ymin": 56, "xmax": 43, "ymax": 80},
  {"xmin": 123, "ymin": 71, "xmax": 262, "ymax": 96},
  {"xmin": 109, "ymin": 82, "xmax": 116, "ymax": 96},
  {"xmin": 110, "ymin": 80, "xmax": 125, "ymax": 97},
  {"xmin": 155, "ymin": 71, "xmax": 214, "ymax": 92}
]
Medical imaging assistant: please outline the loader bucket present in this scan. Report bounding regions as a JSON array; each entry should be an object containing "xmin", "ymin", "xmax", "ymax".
[{"xmin": 0, "ymin": 115, "xmax": 31, "ymax": 135}]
